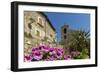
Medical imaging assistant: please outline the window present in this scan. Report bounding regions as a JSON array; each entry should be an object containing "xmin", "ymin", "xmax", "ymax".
[
  {"xmin": 37, "ymin": 17, "xmax": 44, "ymax": 27},
  {"xmin": 29, "ymin": 17, "xmax": 35, "ymax": 23},
  {"xmin": 37, "ymin": 17, "xmax": 42, "ymax": 25},
  {"xmin": 28, "ymin": 23, "xmax": 32, "ymax": 29},
  {"xmin": 64, "ymin": 35, "xmax": 66, "ymax": 39},
  {"xmin": 28, "ymin": 17, "xmax": 35, "ymax": 30},
  {"xmin": 36, "ymin": 30, "xmax": 40, "ymax": 37},
  {"xmin": 50, "ymin": 34, "xmax": 53, "ymax": 38},
  {"xmin": 64, "ymin": 28, "xmax": 67, "ymax": 33}
]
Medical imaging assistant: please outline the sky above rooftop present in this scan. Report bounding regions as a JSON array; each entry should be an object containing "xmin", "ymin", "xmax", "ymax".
[{"xmin": 44, "ymin": 12, "xmax": 90, "ymax": 42}]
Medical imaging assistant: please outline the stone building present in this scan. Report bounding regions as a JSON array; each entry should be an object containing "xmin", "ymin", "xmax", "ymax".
[
  {"xmin": 61, "ymin": 25, "xmax": 69, "ymax": 48},
  {"xmin": 60, "ymin": 25, "xmax": 75, "ymax": 52},
  {"xmin": 24, "ymin": 11, "xmax": 56, "ymax": 54}
]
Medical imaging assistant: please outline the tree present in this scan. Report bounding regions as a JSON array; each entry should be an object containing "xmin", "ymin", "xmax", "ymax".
[{"xmin": 69, "ymin": 30, "xmax": 90, "ymax": 58}]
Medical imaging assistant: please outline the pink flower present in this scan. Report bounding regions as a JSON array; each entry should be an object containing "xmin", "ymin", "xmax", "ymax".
[
  {"xmin": 71, "ymin": 51, "xmax": 80, "ymax": 57},
  {"xmin": 64, "ymin": 54, "xmax": 72, "ymax": 60},
  {"xmin": 40, "ymin": 46, "xmax": 50, "ymax": 52},
  {"xmin": 49, "ymin": 48, "xmax": 56, "ymax": 55},
  {"xmin": 32, "ymin": 50, "xmax": 43, "ymax": 61},
  {"xmin": 24, "ymin": 54, "xmax": 32, "ymax": 62}
]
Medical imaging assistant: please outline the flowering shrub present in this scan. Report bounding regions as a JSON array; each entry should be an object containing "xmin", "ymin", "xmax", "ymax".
[{"xmin": 24, "ymin": 45, "xmax": 73, "ymax": 62}]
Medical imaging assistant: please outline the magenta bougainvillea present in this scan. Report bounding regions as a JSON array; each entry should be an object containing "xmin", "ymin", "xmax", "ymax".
[{"xmin": 24, "ymin": 44, "xmax": 80, "ymax": 62}]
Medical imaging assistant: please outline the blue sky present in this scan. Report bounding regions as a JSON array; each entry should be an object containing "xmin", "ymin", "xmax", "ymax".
[{"xmin": 44, "ymin": 12, "xmax": 90, "ymax": 42}]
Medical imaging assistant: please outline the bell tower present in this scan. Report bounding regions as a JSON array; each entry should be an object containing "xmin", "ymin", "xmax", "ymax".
[{"xmin": 61, "ymin": 25, "xmax": 69, "ymax": 52}]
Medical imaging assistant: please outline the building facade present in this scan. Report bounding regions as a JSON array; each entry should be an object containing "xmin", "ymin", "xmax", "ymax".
[{"xmin": 24, "ymin": 11, "xmax": 56, "ymax": 54}]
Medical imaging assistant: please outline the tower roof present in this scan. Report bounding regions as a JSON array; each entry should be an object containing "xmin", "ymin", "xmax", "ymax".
[{"xmin": 61, "ymin": 24, "xmax": 69, "ymax": 29}]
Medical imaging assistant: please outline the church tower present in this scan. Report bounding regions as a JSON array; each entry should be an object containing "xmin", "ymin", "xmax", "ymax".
[{"xmin": 61, "ymin": 25, "xmax": 69, "ymax": 52}]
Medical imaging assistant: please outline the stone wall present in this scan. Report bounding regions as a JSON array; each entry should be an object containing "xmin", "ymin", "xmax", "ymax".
[{"xmin": 24, "ymin": 11, "xmax": 56, "ymax": 54}]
